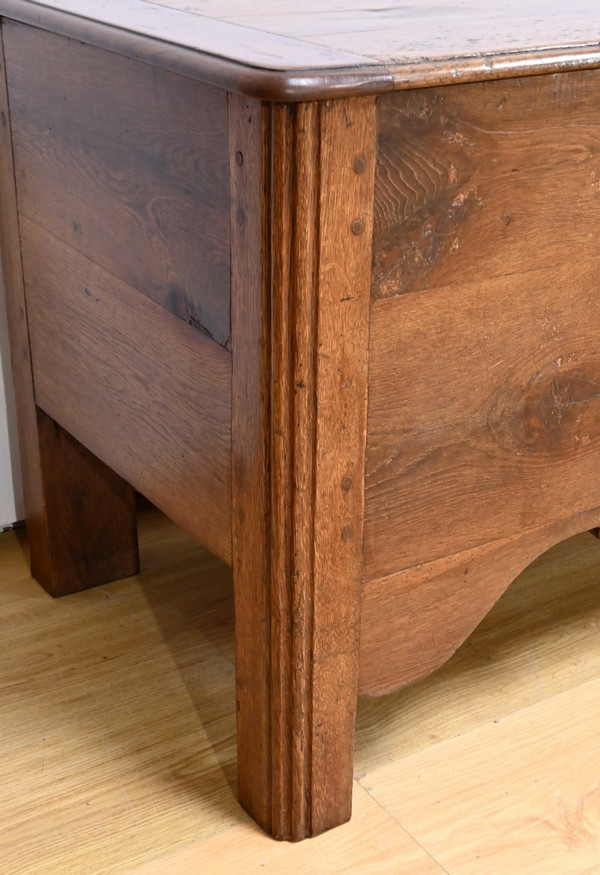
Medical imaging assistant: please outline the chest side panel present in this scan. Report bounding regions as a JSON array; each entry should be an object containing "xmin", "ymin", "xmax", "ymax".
[{"xmin": 4, "ymin": 21, "xmax": 231, "ymax": 346}]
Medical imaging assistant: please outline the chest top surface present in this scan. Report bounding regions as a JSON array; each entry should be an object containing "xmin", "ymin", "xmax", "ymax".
[{"xmin": 1, "ymin": 0, "xmax": 600, "ymax": 97}]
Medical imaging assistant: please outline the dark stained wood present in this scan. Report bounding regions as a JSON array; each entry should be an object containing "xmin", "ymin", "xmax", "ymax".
[
  {"xmin": 30, "ymin": 409, "xmax": 139, "ymax": 596},
  {"xmin": 230, "ymin": 93, "xmax": 375, "ymax": 840},
  {"xmin": 373, "ymin": 74, "xmax": 600, "ymax": 300},
  {"xmin": 2, "ymin": 1, "xmax": 600, "ymax": 101},
  {"xmin": 0, "ymin": 24, "xmax": 139, "ymax": 596},
  {"xmin": 359, "ymin": 509, "xmax": 600, "ymax": 696},
  {"xmin": 22, "ymin": 218, "xmax": 232, "ymax": 565},
  {"xmin": 3, "ymin": 22, "xmax": 231, "ymax": 346}
]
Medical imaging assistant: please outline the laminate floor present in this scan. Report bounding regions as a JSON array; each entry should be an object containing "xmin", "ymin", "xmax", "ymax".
[{"xmin": 1, "ymin": 504, "xmax": 600, "ymax": 873}]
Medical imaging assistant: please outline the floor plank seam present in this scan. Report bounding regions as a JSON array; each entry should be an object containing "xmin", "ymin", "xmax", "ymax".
[{"xmin": 355, "ymin": 777, "xmax": 450, "ymax": 874}]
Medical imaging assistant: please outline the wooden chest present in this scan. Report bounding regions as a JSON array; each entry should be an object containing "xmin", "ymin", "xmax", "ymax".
[{"xmin": 1, "ymin": 0, "xmax": 600, "ymax": 840}]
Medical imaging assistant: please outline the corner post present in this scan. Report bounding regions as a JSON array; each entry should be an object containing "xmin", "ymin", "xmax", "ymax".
[{"xmin": 229, "ymin": 93, "xmax": 376, "ymax": 839}]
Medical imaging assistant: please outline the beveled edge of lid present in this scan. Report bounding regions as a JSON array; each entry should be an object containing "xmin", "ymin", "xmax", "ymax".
[{"xmin": 2, "ymin": 0, "xmax": 600, "ymax": 101}]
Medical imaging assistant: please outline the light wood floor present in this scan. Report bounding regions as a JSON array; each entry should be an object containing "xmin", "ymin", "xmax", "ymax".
[{"xmin": 2, "ymin": 505, "xmax": 600, "ymax": 873}]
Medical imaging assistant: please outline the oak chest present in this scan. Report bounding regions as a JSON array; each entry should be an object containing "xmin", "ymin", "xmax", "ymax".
[{"xmin": 2, "ymin": 0, "xmax": 600, "ymax": 840}]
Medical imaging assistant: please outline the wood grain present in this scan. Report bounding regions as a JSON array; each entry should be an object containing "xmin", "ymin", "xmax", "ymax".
[
  {"xmin": 362, "ymin": 70, "xmax": 600, "ymax": 696},
  {"xmin": 355, "ymin": 529, "xmax": 600, "ymax": 776},
  {"xmin": 359, "ymin": 508, "xmax": 600, "ymax": 696},
  {"xmin": 0, "ymin": 1, "xmax": 394, "ymax": 103},
  {"xmin": 22, "ymin": 219, "xmax": 232, "ymax": 565},
  {"xmin": 363, "ymin": 676, "xmax": 600, "ymax": 874},
  {"xmin": 373, "ymin": 74, "xmax": 600, "ymax": 300},
  {"xmin": 30, "ymin": 409, "xmax": 139, "ymax": 596},
  {"xmin": 229, "ymin": 93, "xmax": 272, "ymax": 834},
  {"xmin": 0, "ymin": 23, "xmax": 51, "ymax": 582},
  {"xmin": 0, "ymin": 506, "xmax": 447, "ymax": 873},
  {"xmin": 0, "ymin": 23, "xmax": 139, "ymax": 596},
  {"xmin": 133, "ymin": 782, "xmax": 444, "ymax": 874},
  {"xmin": 4, "ymin": 0, "xmax": 600, "ymax": 74},
  {"xmin": 2, "ymin": 1, "xmax": 600, "ymax": 100},
  {"xmin": 230, "ymin": 94, "xmax": 375, "ymax": 839},
  {"xmin": 364, "ymin": 258, "xmax": 600, "ymax": 582},
  {"xmin": 4, "ymin": 22, "xmax": 231, "ymax": 346},
  {"xmin": 4, "ymin": 0, "xmax": 600, "ymax": 848},
  {"xmin": 3, "ymin": 507, "xmax": 600, "ymax": 871},
  {"xmin": 1, "ymin": 0, "xmax": 372, "ymax": 69}
]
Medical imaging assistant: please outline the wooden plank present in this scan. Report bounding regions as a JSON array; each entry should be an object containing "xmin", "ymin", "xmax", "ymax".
[
  {"xmin": 0, "ymin": 0, "xmax": 373, "ymax": 69},
  {"xmin": 22, "ymin": 218, "xmax": 232, "ymax": 564},
  {"xmin": 361, "ymin": 676, "xmax": 600, "ymax": 873},
  {"xmin": 359, "ymin": 508, "xmax": 600, "ymax": 696},
  {"xmin": 3, "ymin": 22, "xmax": 231, "ymax": 346},
  {"xmin": 0, "ymin": 22, "xmax": 50, "ymax": 580},
  {"xmin": 363, "ymin": 70, "xmax": 600, "ymax": 691},
  {"xmin": 373, "ymin": 75, "xmax": 600, "ymax": 300},
  {"xmin": 7, "ymin": 0, "xmax": 600, "ymax": 69},
  {"xmin": 2, "ymin": 0, "xmax": 600, "ymax": 95},
  {"xmin": 0, "ymin": 22, "xmax": 139, "ymax": 596},
  {"xmin": 364, "ymin": 258, "xmax": 600, "ymax": 582},
  {"xmin": 4, "ymin": 2, "xmax": 600, "ymax": 100},
  {"xmin": 299, "ymin": 4, "xmax": 600, "ymax": 59},
  {"xmin": 307, "ymin": 96, "xmax": 374, "ymax": 835},
  {"xmin": 132, "ymin": 783, "xmax": 445, "ymax": 874},
  {"xmin": 230, "ymin": 94, "xmax": 375, "ymax": 839}
]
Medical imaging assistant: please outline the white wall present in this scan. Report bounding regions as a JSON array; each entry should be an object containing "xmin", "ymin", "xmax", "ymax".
[{"xmin": 0, "ymin": 268, "xmax": 24, "ymax": 528}]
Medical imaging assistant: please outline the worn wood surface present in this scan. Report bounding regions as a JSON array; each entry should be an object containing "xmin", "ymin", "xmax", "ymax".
[
  {"xmin": 230, "ymin": 94, "xmax": 375, "ymax": 839},
  {"xmin": 3, "ymin": 22, "xmax": 231, "ymax": 346},
  {"xmin": 364, "ymin": 75, "xmax": 600, "ymax": 585},
  {"xmin": 361, "ymin": 72, "xmax": 600, "ymax": 696},
  {"xmin": 0, "ymin": 24, "xmax": 139, "ymax": 596},
  {"xmin": 372, "ymin": 74, "xmax": 600, "ymax": 300},
  {"xmin": 3, "ymin": 0, "xmax": 600, "ymax": 843},
  {"xmin": 2, "ymin": 0, "xmax": 600, "ymax": 100},
  {"xmin": 22, "ymin": 219, "xmax": 232, "ymax": 565}
]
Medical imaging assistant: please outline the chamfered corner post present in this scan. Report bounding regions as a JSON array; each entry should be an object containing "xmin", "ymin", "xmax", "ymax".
[
  {"xmin": 0, "ymin": 24, "xmax": 139, "ymax": 597},
  {"xmin": 229, "ymin": 91, "xmax": 376, "ymax": 839}
]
